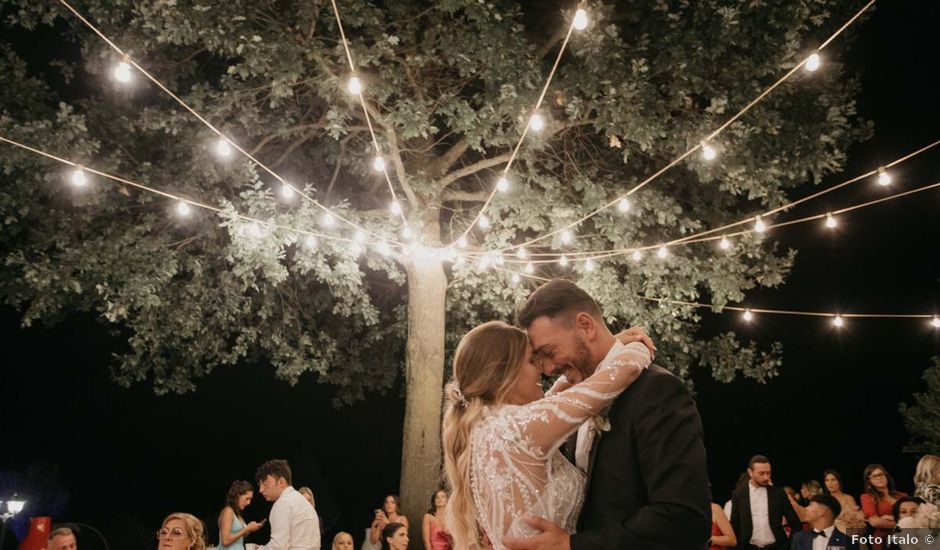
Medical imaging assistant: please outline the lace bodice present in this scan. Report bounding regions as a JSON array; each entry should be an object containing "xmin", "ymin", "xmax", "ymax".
[{"xmin": 468, "ymin": 342, "xmax": 652, "ymax": 549}]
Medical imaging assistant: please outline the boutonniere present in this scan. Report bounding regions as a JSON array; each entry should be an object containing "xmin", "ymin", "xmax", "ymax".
[{"xmin": 592, "ymin": 405, "xmax": 612, "ymax": 434}]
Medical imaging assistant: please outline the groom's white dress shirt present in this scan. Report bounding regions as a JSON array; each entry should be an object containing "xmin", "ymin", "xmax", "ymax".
[
  {"xmin": 575, "ymin": 339, "xmax": 625, "ymax": 472},
  {"xmin": 812, "ymin": 525, "xmax": 835, "ymax": 550},
  {"xmin": 748, "ymin": 483, "xmax": 775, "ymax": 547},
  {"xmin": 259, "ymin": 486, "xmax": 321, "ymax": 550}
]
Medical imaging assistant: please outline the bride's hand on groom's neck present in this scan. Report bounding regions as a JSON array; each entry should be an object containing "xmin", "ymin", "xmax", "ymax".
[{"xmin": 614, "ymin": 326, "xmax": 657, "ymax": 360}]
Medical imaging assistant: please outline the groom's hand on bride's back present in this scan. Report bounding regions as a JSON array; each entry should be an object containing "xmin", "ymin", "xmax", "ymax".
[
  {"xmin": 502, "ymin": 516, "xmax": 571, "ymax": 550},
  {"xmin": 614, "ymin": 326, "xmax": 657, "ymax": 360}
]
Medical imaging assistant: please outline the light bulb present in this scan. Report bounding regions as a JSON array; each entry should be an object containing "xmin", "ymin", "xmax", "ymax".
[
  {"xmin": 825, "ymin": 213, "xmax": 837, "ymax": 229},
  {"xmin": 525, "ymin": 262, "xmax": 535, "ymax": 274},
  {"xmin": 402, "ymin": 227, "xmax": 414, "ymax": 240},
  {"xmin": 457, "ymin": 236, "xmax": 468, "ymax": 249},
  {"xmin": 114, "ymin": 60, "xmax": 132, "ymax": 83},
  {"xmin": 805, "ymin": 53, "xmax": 821, "ymax": 72},
  {"xmin": 559, "ymin": 255, "xmax": 569, "ymax": 267},
  {"xmin": 347, "ymin": 76, "xmax": 363, "ymax": 95},
  {"xmin": 512, "ymin": 273, "xmax": 521, "ymax": 283},
  {"xmin": 176, "ymin": 201, "xmax": 191, "ymax": 217},
  {"xmin": 478, "ymin": 256, "xmax": 492, "ymax": 270},
  {"xmin": 529, "ymin": 113, "xmax": 545, "ymax": 132},
  {"xmin": 321, "ymin": 212, "xmax": 336, "ymax": 227},
  {"xmin": 390, "ymin": 201, "xmax": 402, "ymax": 215},
  {"xmin": 754, "ymin": 216, "xmax": 766, "ymax": 233},
  {"xmin": 215, "ymin": 138, "xmax": 233, "ymax": 158},
  {"xmin": 455, "ymin": 255, "xmax": 466, "ymax": 267},
  {"xmin": 833, "ymin": 315, "xmax": 844, "ymax": 328},
  {"xmin": 247, "ymin": 222, "xmax": 263, "ymax": 239},
  {"xmin": 931, "ymin": 316, "xmax": 940, "ymax": 328},
  {"xmin": 354, "ymin": 230, "xmax": 366, "ymax": 243},
  {"xmin": 478, "ymin": 215, "xmax": 490, "ymax": 230},
  {"xmin": 719, "ymin": 237, "xmax": 731, "ymax": 250},
  {"xmin": 496, "ymin": 177, "xmax": 509, "ymax": 192},
  {"xmin": 69, "ymin": 167, "xmax": 88, "ymax": 187},
  {"xmin": 877, "ymin": 168, "xmax": 892, "ymax": 186},
  {"xmin": 372, "ymin": 156, "xmax": 386, "ymax": 172},
  {"xmin": 584, "ymin": 258, "xmax": 595, "ymax": 271},
  {"xmin": 617, "ymin": 198, "xmax": 631, "ymax": 212},
  {"xmin": 305, "ymin": 235, "xmax": 318, "ymax": 249},
  {"xmin": 657, "ymin": 246, "xmax": 668, "ymax": 259},
  {"xmin": 701, "ymin": 142, "xmax": 717, "ymax": 161},
  {"xmin": 743, "ymin": 309, "xmax": 753, "ymax": 322},
  {"xmin": 573, "ymin": 8, "xmax": 589, "ymax": 30},
  {"xmin": 560, "ymin": 229, "xmax": 573, "ymax": 245},
  {"xmin": 377, "ymin": 241, "xmax": 392, "ymax": 256},
  {"xmin": 515, "ymin": 247, "xmax": 528, "ymax": 259},
  {"xmin": 494, "ymin": 253, "xmax": 505, "ymax": 266},
  {"xmin": 631, "ymin": 250, "xmax": 642, "ymax": 262},
  {"xmin": 280, "ymin": 183, "xmax": 295, "ymax": 200}
]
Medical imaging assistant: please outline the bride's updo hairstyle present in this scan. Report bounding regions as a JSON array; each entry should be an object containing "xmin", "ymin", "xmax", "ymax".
[{"xmin": 442, "ymin": 320, "xmax": 529, "ymax": 550}]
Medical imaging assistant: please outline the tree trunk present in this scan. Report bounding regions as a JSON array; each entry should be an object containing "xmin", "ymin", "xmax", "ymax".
[{"xmin": 399, "ymin": 254, "xmax": 447, "ymax": 538}]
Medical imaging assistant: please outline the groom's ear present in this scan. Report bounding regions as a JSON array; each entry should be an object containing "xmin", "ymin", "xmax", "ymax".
[{"xmin": 574, "ymin": 312, "xmax": 597, "ymax": 339}]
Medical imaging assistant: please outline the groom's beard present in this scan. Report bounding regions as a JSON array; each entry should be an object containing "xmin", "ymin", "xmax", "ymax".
[{"xmin": 564, "ymin": 338, "xmax": 595, "ymax": 383}]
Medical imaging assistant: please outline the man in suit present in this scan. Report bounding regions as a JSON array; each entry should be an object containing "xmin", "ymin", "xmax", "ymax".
[
  {"xmin": 790, "ymin": 495, "xmax": 857, "ymax": 550},
  {"xmin": 503, "ymin": 278, "xmax": 712, "ymax": 550},
  {"xmin": 730, "ymin": 455, "xmax": 803, "ymax": 550}
]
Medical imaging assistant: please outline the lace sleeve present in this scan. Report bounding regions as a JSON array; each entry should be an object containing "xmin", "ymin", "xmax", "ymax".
[{"xmin": 514, "ymin": 341, "xmax": 651, "ymax": 458}]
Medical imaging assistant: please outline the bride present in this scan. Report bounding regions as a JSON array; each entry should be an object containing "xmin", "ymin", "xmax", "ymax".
[{"xmin": 441, "ymin": 320, "xmax": 653, "ymax": 549}]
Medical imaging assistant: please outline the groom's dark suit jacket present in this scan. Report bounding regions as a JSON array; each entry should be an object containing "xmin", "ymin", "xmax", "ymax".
[{"xmin": 569, "ymin": 364, "xmax": 712, "ymax": 550}]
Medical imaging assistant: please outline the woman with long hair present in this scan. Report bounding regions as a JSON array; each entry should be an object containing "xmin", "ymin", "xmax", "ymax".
[
  {"xmin": 370, "ymin": 494, "xmax": 409, "ymax": 545},
  {"xmin": 157, "ymin": 513, "xmax": 207, "ymax": 550},
  {"xmin": 380, "ymin": 522, "xmax": 408, "ymax": 550},
  {"xmin": 218, "ymin": 480, "xmax": 264, "ymax": 550},
  {"xmin": 913, "ymin": 454, "xmax": 940, "ymax": 505},
  {"xmin": 422, "ymin": 490, "xmax": 451, "ymax": 550},
  {"xmin": 822, "ymin": 469, "xmax": 866, "ymax": 533},
  {"xmin": 441, "ymin": 321, "xmax": 652, "ymax": 550},
  {"xmin": 860, "ymin": 464, "xmax": 907, "ymax": 550}
]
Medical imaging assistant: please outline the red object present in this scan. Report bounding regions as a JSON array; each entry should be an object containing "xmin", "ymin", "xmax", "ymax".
[
  {"xmin": 18, "ymin": 517, "xmax": 51, "ymax": 550},
  {"xmin": 708, "ymin": 521, "xmax": 725, "ymax": 550},
  {"xmin": 861, "ymin": 492, "xmax": 908, "ymax": 550}
]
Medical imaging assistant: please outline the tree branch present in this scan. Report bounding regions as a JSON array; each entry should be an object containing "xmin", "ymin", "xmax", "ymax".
[
  {"xmin": 435, "ymin": 152, "xmax": 512, "ymax": 191},
  {"xmin": 441, "ymin": 189, "xmax": 489, "ymax": 202},
  {"xmin": 361, "ymin": 100, "xmax": 419, "ymax": 206},
  {"xmin": 535, "ymin": 27, "xmax": 567, "ymax": 60}
]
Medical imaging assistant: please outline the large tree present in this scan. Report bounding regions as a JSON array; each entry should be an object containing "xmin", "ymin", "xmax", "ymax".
[
  {"xmin": 0, "ymin": 0, "xmax": 869, "ymax": 524},
  {"xmin": 900, "ymin": 356, "xmax": 940, "ymax": 454}
]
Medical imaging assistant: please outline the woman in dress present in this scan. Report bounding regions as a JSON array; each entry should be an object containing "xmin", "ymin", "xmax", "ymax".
[
  {"xmin": 913, "ymin": 454, "xmax": 940, "ymax": 505},
  {"xmin": 381, "ymin": 523, "xmax": 409, "ymax": 550},
  {"xmin": 218, "ymin": 480, "xmax": 264, "ymax": 550},
  {"xmin": 860, "ymin": 464, "xmax": 907, "ymax": 550},
  {"xmin": 370, "ymin": 494, "xmax": 409, "ymax": 545},
  {"xmin": 422, "ymin": 490, "xmax": 451, "ymax": 550},
  {"xmin": 441, "ymin": 320, "xmax": 653, "ymax": 550},
  {"xmin": 708, "ymin": 502, "xmax": 736, "ymax": 550},
  {"xmin": 157, "ymin": 513, "xmax": 206, "ymax": 550},
  {"xmin": 331, "ymin": 531, "xmax": 355, "ymax": 550},
  {"xmin": 822, "ymin": 469, "xmax": 866, "ymax": 533}
]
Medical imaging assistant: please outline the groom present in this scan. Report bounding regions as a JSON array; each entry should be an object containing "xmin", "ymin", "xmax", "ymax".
[{"xmin": 505, "ymin": 279, "xmax": 712, "ymax": 550}]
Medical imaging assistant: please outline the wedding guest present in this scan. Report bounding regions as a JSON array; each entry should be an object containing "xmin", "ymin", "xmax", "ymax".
[
  {"xmin": 422, "ymin": 490, "xmax": 451, "ymax": 550},
  {"xmin": 331, "ymin": 532, "xmax": 354, "ymax": 550},
  {"xmin": 370, "ymin": 494, "xmax": 409, "ymax": 545},
  {"xmin": 255, "ymin": 459, "xmax": 321, "ymax": 549},
  {"xmin": 724, "ymin": 472, "xmax": 751, "ymax": 518},
  {"xmin": 380, "ymin": 523, "xmax": 408, "ymax": 550},
  {"xmin": 893, "ymin": 496, "xmax": 924, "ymax": 523},
  {"xmin": 219, "ymin": 480, "xmax": 265, "ymax": 550},
  {"xmin": 729, "ymin": 455, "xmax": 802, "ymax": 550},
  {"xmin": 860, "ymin": 464, "xmax": 907, "ymax": 550},
  {"xmin": 822, "ymin": 469, "xmax": 866, "ymax": 534},
  {"xmin": 48, "ymin": 526, "xmax": 77, "ymax": 550},
  {"xmin": 800, "ymin": 481, "xmax": 823, "ymax": 502},
  {"xmin": 913, "ymin": 454, "xmax": 940, "ymax": 505},
  {"xmin": 299, "ymin": 487, "xmax": 316, "ymax": 507},
  {"xmin": 788, "ymin": 495, "xmax": 857, "ymax": 550},
  {"xmin": 709, "ymin": 502, "xmax": 737, "ymax": 550},
  {"xmin": 157, "ymin": 513, "xmax": 207, "ymax": 550}
]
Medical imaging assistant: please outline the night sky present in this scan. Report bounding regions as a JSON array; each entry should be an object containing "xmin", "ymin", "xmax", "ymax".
[{"xmin": 1, "ymin": 2, "xmax": 939, "ymax": 549}]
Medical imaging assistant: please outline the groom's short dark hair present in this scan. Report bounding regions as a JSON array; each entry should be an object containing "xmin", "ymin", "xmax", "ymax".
[
  {"xmin": 515, "ymin": 279, "xmax": 603, "ymax": 328},
  {"xmin": 256, "ymin": 459, "xmax": 293, "ymax": 485}
]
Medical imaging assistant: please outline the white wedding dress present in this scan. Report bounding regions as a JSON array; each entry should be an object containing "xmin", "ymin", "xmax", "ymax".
[{"xmin": 468, "ymin": 342, "xmax": 651, "ymax": 549}]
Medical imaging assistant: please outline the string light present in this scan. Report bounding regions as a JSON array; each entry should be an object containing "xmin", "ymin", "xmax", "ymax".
[
  {"xmin": 516, "ymin": 247, "xmax": 528, "ymax": 259},
  {"xmin": 494, "ymin": 252, "xmax": 505, "ymax": 266},
  {"xmin": 372, "ymin": 156, "xmax": 386, "ymax": 172},
  {"xmin": 176, "ymin": 200, "xmax": 191, "ymax": 217},
  {"xmin": 377, "ymin": 241, "xmax": 392, "ymax": 256},
  {"xmin": 719, "ymin": 236, "xmax": 731, "ymax": 250},
  {"xmin": 617, "ymin": 198, "xmax": 631, "ymax": 212},
  {"xmin": 354, "ymin": 230, "xmax": 367, "ymax": 243},
  {"xmin": 657, "ymin": 246, "xmax": 668, "ymax": 259},
  {"xmin": 528, "ymin": 113, "xmax": 545, "ymax": 132},
  {"xmin": 743, "ymin": 309, "xmax": 754, "ymax": 322},
  {"xmin": 584, "ymin": 258, "xmax": 595, "ymax": 271},
  {"xmin": 754, "ymin": 216, "xmax": 766, "ymax": 233},
  {"xmin": 525, "ymin": 261, "xmax": 535, "ymax": 274},
  {"xmin": 69, "ymin": 166, "xmax": 88, "ymax": 187},
  {"xmin": 877, "ymin": 167, "xmax": 892, "ymax": 186},
  {"xmin": 247, "ymin": 222, "xmax": 264, "ymax": 239},
  {"xmin": 631, "ymin": 250, "xmax": 642, "ymax": 262},
  {"xmin": 304, "ymin": 235, "xmax": 318, "ymax": 249},
  {"xmin": 573, "ymin": 8, "xmax": 589, "ymax": 30},
  {"xmin": 402, "ymin": 227, "xmax": 414, "ymax": 240},
  {"xmin": 832, "ymin": 315, "xmax": 845, "ymax": 328},
  {"xmin": 512, "ymin": 273, "xmax": 521, "ymax": 283},
  {"xmin": 454, "ymin": 255, "xmax": 466, "ymax": 267},
  {"xmin": 214, "ymin": 138, "xmax": 233, "ymax": 158},
  {"xmin": 346, "ymin": 76, "xmax": 362, "ymax": 95},
  {"xmin": 478, "ymin": 215, "xmax": 490, "ymax": 230},
  {"xmin": 390, "ymin": 201, "xmax": 402, "ymax": 215},
  {"xmin": 560, "ymin": 229, "xmax": 573, "ymax": 245},
  {"xmin": 279, "ymin": 183, "xmax": 295, "ymax": 200},
  {"xmin": 321, "ymin": 212, "xmax": 336, "ymax": 228},
  {"xmin": 496, "ymin": 177, "xmax": 509, "ymax": 192},
  {"xmin": 457, "ymin": 236, "xmax": 468, "ymax": 249},
  {"xmin": 825, "ymin": 213, "xmax": 838, "ymax": 228},
  {"xmin": 932, "ymin": 316, "xmax": 940, "ymax": 328},
  {"xmin": 805, "ymin": 52, "xmax": 821, "ymax": 72},
  {"xmin": 701, "ymin": 142, "xmax": 717, "ymax": 161},
  {"xmin": 113, "ymin": 57, "xmax": 132, "ymax": 83},
  {"xmin": 559, "ymin": 255, "xmax": 569, "ymax": 267}
]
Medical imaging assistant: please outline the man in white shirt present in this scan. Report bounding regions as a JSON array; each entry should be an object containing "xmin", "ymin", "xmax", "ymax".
[
  {"xmin": 788, "ymin": 495, "xmax": 857, "ymax": 550},
  {"xmin": 729, "ymin": 455, "xmax": 802, "ymax": 550},
  {"xmin": 255, "ymin": 459, "xmax": 321, "ymax": 550}
]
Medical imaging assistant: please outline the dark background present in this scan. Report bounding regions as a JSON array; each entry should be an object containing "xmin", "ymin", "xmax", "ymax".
[{"xmin": 1, "ymin": 1, "xmax": 939, "ymax": 548}]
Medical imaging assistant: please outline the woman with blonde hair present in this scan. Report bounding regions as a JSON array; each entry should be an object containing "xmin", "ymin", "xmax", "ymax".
[
  {"xmin": 914, "ymin": 454, "xmax": 940, "ymax": 505},
  {"xmin": 331, "ymin": 531, "xmax": 354, "ymax": 550},
  {"xmin": 157, "ymin": 513, "xmax": 206, "ymax": 550},
  {"xmin": 441, "ymin": 320, "xmax": 653, "ymax": 550}
]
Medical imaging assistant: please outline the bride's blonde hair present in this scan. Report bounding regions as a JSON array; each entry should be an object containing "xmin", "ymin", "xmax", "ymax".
[{"xmin": 442, "ymin": 320, "xmax": 529, "ymax": 550}]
